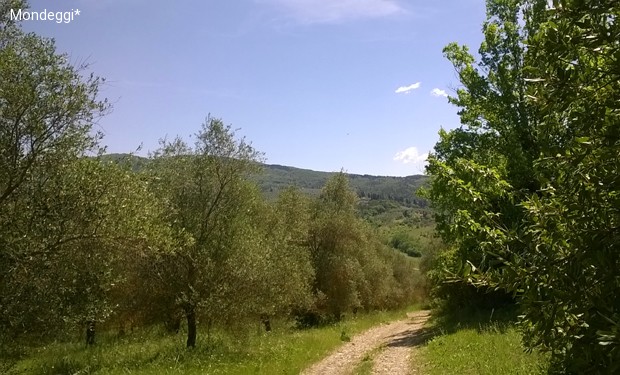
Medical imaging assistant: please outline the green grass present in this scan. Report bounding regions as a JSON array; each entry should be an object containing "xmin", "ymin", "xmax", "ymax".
[
  {"xmin": 352, "ymin": 344, "xmax": 384, "ymax": 375},
  {"xmin": 5, "ymin": 307, "xmax": 419, "ymax": 375},
  {"xmin": 416, "ymin": 308, "xmax": 549, "ymax": 375}
]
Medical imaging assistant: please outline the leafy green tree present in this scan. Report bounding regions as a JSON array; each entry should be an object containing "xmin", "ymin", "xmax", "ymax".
[
  {"xmin": 250, "ymin": 187, "xmax": 314, "ymax": 328},
  {"xmin": 146, "ymin": 116, "xmax": 264, "ymax": 348},
  {"xmin": 426, "ymin": 0, "xmax": 620, "ymax": 371},
  {"xmin": 0, "ymin": 4, "xmax": 107, "ymax": 210},
  {"xmin": 307, "ymin": 173, "xmax": 367, "ymax": 319},
  {"xmin": 0, "ymin": 5, "xmax": 132, "ymax": 343},
  {"xmin": 516, "ymin": 0, "xmax": 620, "ymax": 371},
  {"xmin": 15, "ymin": 159, "xmax": 166, "ymax": 343},
  {"xmin": 305, "ymin": 173, "xmax": 420, "ymax": 319},
  {"xmin": 423, "ymin": 0, "xmax": 546, "ymax": 306},
  {"xmin": 389, "ymin": 230, "xmax": 422, "ymax": 257},
  {"xmin": 0, "ymin": 0, "xmax": 25, "ymax": 30}
]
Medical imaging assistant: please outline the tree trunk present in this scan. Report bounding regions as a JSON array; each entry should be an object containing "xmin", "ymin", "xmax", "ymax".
[
  {"xmin": 261, "ymin": 314, "xmax": 272, "ymax": 332},
  {"xmin": 85, "ymin": 320, "xmax": 96, "ymax": 346},
  {"xmin": 186, "ymin": 307, "xmax": 197, "ymax": 348}
]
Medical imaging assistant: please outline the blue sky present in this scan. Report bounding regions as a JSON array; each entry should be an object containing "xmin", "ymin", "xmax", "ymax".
[{"xmin": 21, "ymin": 0, "xmax": 486, "ymax": 176}]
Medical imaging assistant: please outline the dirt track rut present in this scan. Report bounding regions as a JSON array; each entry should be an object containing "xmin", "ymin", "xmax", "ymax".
[{"xmin": 301, "ymin": 310, "xmax": 431, "ymax": 375}]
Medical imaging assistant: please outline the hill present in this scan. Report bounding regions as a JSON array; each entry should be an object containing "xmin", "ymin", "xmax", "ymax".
[
  {"xmin": 255, "ymin": 163, "xmax": 428, "ymax": 208},
  {"xmin": 101, "ymin": 153, "xmax": 429, "ymax": 208}
]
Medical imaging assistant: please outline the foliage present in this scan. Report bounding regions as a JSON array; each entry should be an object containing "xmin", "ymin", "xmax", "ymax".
[
  {"xmin": 388, "ymin": 230, "xmax": 422, "ymax": 257},
  {"xmin": 422, "ymin": 0, "xmax": 540, "ymax": 308},
  {"xmin": 243, "ymin": 187, "xmax": 315, "ymax": 320},
  {"xmin": 425, "ymin": 0, "xmax": 620, "ymax": 372},
  {"xmin": 0, "ymin": 3, "xmax": 426, "ymax": 362},
  {"xmin": 0, "ymin": 8, "xmax": 164, "ymax": 343},
  {"xmin": 103, "ymin": 154, "xmax": 430, "ymax": 209},
  {"xmin": 305, "ymin": 173, "xmax": 421, "ymax": 322},
  {"xmin": 254, "ymin": 164, "xmax": 429, "ymax": 207},
  {"xmin": 515, "ymin": 0, "xmax": 620, "ymax": 372},
  {"xmin": 2, "ymin": 158, "xmax": 167, "ymax": 336},
  {"xmin": 143, "ymin": 116, "xmax": 271, "ymax": 347}
]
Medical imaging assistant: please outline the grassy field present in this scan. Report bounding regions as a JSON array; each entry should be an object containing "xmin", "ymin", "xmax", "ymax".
[
  {"xmin": 5, "ymin": 307, "xmax": 419, "ymax": 375},
  {"xmin": 415, "ymin": 308, "xmax": 549, "ymax": 375}
]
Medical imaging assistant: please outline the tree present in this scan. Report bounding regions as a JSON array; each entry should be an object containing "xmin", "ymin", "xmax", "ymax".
[
  {"xmin": 307, "ymin": 173, "xmax": 367, "ymax": 319},
  {"xmin": 517, "ymin": 0, "xmax": 620, "ymax": 371},
  {"xmin": 5, "ymin": 158, "xmax": 168, "ymax": 343},
  {"xmin": 421, "ymin": 0, "xmax": 546, "ymax": 309},
  {"xmin": 423, "ymin": 0, "xmax": 548, "ymax": 306},
  {"xmin": 249, "ymin": 187, "xmax": 314, "ymax": 330},
  {"xmin": 0, "ymin": 8, "xmax": 166, "ymax": 345},
  {"xmin": 425, "ymin": 0, "xmax": 620, "ymax": 371},
  {"xmin": 0, "ymin": 3, "xmax": 107, "ymax": 340},
  {"xmin": 146, "ymin": 116, "xmax": 264, "ymax": 348},
  {"xmin": 0, "ymin": 0, "xmax": 25, "ymax": 31},
  {"xmin": 305, "ymin": 173, "xmax": 419, "ymax": 320}
]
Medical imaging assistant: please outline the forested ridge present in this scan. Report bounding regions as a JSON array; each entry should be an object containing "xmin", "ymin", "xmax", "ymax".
[{"xmin": 100, "ymin": 153, "xmax": 430, "ymax": 208}]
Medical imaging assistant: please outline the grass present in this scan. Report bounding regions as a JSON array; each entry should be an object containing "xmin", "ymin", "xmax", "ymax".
[
  {"xmin": 415, "ymin": 307, "xmax": 549, "ymax": 375},
  {"xmin": 5, "ymin": 306, "xmax": 420, "ymax": 375},
  {"xmin": 352, "ymin": 344, "xmax": 384, "ymax": 375}
]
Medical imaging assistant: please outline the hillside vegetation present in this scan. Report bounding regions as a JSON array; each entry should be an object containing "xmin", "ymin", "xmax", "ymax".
[
  {"xmin": 101, "ymin": 153, "xmax": 429, "ymax": 208},
  {"xmin": 102, "ymin": 153, "xmax": 436, "ymax": 259}
]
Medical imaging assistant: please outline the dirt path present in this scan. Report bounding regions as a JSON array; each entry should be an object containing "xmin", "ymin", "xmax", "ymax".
[{"xmin": 302, "ymin": 310, "xmax": 431, "ymax": 375}]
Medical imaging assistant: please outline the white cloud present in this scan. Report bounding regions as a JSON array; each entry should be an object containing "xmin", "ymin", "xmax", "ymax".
[
  {"xmin": 395, "ymin": 82, "xmax": 421, "ymax": 94},
  {"xmin": 431, "ymin": 88, "xmax": 448, "ymax": 97},
  {"xmin": 393, "ymin": 147, "xmax": 428, "ymax": 165},
  {"xmin": 258, "ymin": 0, "xmax": 404, "ymax": 24}
]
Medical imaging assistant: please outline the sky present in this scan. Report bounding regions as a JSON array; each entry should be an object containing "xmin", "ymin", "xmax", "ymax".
[{"xmin": 19, "ymin": 0, "xmax": 486, "ymax": 176}]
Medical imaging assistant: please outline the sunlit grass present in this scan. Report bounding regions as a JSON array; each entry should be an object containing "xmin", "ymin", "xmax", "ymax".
[
  {"xmin": 6, "ymin": 306, "xmax": 420, "ymax": 375},
  {"xmin": 415, "ymin": 308, "xmax": 549, "ymax": 375}
]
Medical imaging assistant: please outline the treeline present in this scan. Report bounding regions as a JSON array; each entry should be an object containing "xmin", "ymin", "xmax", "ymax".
[
  {"xmin": 424, "ymin": 0, "xmax": 619, "ymax": 373},
  {"xmin": 0, "ymin": 5, "xmax": 421, "ymax": 352},
  {"xmin": 102, "ymin": 155, "xmax": 431, "ymax": 208},
  {"xmin": 253, "ymin": 164, "xmax": 429, "ymax": 208},
  {"xmin": 357, "ymin": 191, "xmax": 428, "ymax": 208}
]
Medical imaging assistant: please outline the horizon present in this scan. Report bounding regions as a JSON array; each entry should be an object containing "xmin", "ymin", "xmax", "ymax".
[{"xmin": 103, "ymin": 152, "xmax": 428, "ymax": 178}]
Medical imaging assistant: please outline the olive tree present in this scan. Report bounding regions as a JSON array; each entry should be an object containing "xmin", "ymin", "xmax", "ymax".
[
  {"xmin": 146, "ymin": 116, "xmax": 264, "ymax": 347},
  {"xmin": 245, "ymin": 188, "xmax": 314, "ymax": 331},
  {"xmin": 0, "ymin": 7, "xmax": 167, "ymax": 345}
]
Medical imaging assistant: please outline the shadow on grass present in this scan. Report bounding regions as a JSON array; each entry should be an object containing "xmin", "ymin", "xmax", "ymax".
[
  {"xmin": 380, "ymin": 305, "xmax": 521, "ymax": 351},
  {"xmin": 431, "ymin": 304, "xmax": 520, "ymax": 336}
]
